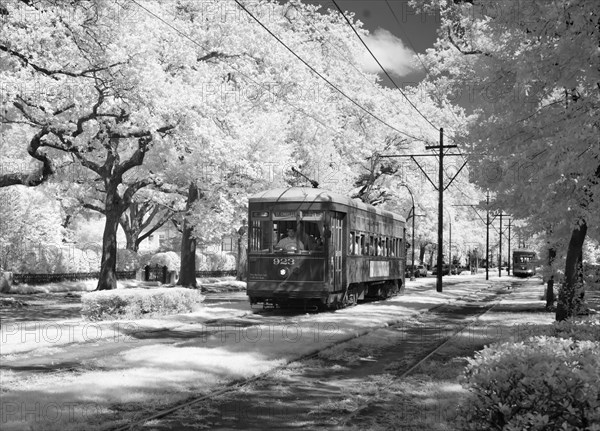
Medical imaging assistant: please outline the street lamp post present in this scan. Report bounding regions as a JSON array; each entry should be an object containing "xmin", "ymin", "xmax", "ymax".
[{"xmin": 444, "ymin": 208, "xmax": 452, "ymax": 275}]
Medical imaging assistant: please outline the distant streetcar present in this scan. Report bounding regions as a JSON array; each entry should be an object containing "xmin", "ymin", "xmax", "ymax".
[
  {"xmin": 512, "ymin": 249, "xmax": 537, "ymax": 277},
  {"xmin": 246, "ymin": 188, "xmax": 406, "ymax": 310}
]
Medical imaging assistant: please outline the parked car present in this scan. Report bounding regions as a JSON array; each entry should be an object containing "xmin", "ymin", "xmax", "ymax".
[
  {"xmin": 451, "ymin": 266, "xmax": 463, "ymax": 275},
  {"xmin": 405, "ymin": 264, "xmax": 418, "ymax": 278},
  {"xmin": 431, "ymin": 264, "xmax": 450, "ymax": 276},
  {"xmin": 405, "ymin": 264, "xmax": 427, "ymax": 278}
]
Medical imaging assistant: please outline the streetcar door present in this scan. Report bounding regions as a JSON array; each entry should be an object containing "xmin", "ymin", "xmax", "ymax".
[{"xmin": 330, "ymin": 212, "xmax": 345, "ymax": 291}]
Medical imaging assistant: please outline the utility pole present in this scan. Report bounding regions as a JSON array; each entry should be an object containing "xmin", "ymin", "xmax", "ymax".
[
  {"xmin": 499, "ymin": 212, "xmax": 502, "ymax": 277},
  {"xmin": 444, "ymin": 207, "xmax": 453, "ymax": 274},
  {"xmin": 436, "ymin": 128, "xmax": 444, "ymax": 290},
  {"xmin": 486, "ymin": 191, "xmax": 490, "ymax": 280},
  {"xmin": 381, "ymin": 128, "xmax": 464, "ymax": 293},
  {"xmin": 507, "ymin": 219, "xmax": 512, "ymax": 275},
  {"xmin": 449, "ymin": 214, "xmax": 452, "ymax": 275},
  {"xmin": 425, "ymin": 128, "xmax": 457, "ymax": 292}
]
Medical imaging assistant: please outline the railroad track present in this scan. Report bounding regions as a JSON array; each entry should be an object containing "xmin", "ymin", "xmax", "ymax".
[{"xmin": 114, "ymin": 282, "xmax": 508, "ymax": 431}]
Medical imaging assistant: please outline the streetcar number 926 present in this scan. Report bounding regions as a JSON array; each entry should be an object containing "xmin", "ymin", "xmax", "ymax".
[{"xmin": 273, "ymin": 258, "xmax": 295, "ymax": 265}]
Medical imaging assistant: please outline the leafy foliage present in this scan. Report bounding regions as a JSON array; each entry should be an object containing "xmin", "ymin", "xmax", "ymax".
[
  {"xmin": 549, "ymin": 318, "xmax": 600, "ymax": 342},
  {"xmin": 81, "ymin": 287, "xmax": 204, "ymax": 321},
  {"xmin": 148, "ymin": 251, "xmax": 180, "ymax": 271},
  {"xmin": 195, "ymin": 251, "xmax": 236, "ymax": 271},
  {"xmin": 459, "ymin": 336, "xmax": 600, "ymax": 431}
]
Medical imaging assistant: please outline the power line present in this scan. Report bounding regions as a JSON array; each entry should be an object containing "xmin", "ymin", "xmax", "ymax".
[
  {"xmin": 384, "ymin": 0, "xmax": 433, "ymax": 84},
  {"xmin": 331, "ymin": 0, "xmax": 439, "ymax": 132},
  {"xmin": 130, "ymin": 0, "xmax": 425, "ymax": 188},
  {"xmin": 384, "ymin": 0, "xmax": 469, "ymax": 164},
  {"xmin": 233, "ymin": 0, "xmax": 424, "ymax": 142},
  {"xmin": 294, "ymin": 4, "xmax": 417, "ymax": 136}
]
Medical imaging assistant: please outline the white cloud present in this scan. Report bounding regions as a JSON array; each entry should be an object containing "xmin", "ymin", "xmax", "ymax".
[{"xmin": 358, "ymin": 28, "xmax": 418, "ymax": 77}]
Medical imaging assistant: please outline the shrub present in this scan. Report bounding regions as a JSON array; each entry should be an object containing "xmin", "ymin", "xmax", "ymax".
[
  {"xmin": 195, "ymin": 251, "xmax": 236, "ymax": 271},
  {"xmin": 459, "ymin": 336, "xmax": 600, "ymax": 431},
  {"xmin": 2, "ymin": 242, "xmax": 103, "ymax": 274},
  {"xmin": 550, "ymin": 318, "xmax": 600, "ymax": 342},
  {"xmin": 116, "ymin": 249, "xmax": 141, "ymax": 271},
  {"xmin": 148, "ymin": 251, "xmax": 180, "ymax": 271},
  {"xmin": 81, "ymin": 287, "xmax": 204, "ymax": 321}
]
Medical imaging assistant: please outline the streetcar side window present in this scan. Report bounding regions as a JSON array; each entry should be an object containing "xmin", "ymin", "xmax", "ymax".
[
  {"xmin": 388, "ymin": 238, "xmax": 395, "ymax": 257},
  {"xmin": 377, "ymin": 236, "xmax": 383, "ymax": 256},
  {"xmin": 350, "ymin": 231, "xmax": 361, "ymax": 255}
]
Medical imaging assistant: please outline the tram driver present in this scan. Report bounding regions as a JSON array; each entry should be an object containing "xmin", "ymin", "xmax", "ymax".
[{"xmin": 276, "ymin": 228, "xmax": 305, "ymax": 251}]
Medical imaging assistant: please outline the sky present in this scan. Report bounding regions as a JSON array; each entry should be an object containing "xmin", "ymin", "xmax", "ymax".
[{"xmin": 305, "ymin": 0, "xmax": 441, "ymax": 85}]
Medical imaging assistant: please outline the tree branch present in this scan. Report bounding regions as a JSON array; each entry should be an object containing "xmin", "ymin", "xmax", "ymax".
[
  {"xmin": 139, "ymin": 204, "xmax": 161, "ymax": 232},
  {"xmin": 0, "ymin": 44, "xmax": 125, "ymax": 79},
  {"xmin": 136, "ymin": 209, "xmax": 175, "ymax": 248},
  {"xmin": 447, "ymin": 28, "xmax": 492, "ymax": 57},
  {"xmin": 82, "ymin": 202, "xmax": 106, "ymax": 214}
]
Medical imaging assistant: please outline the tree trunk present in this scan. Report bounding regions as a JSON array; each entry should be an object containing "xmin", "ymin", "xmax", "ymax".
[
  {"xmin": 546, "ymin": 247, "xmax": 556, "ymax": 309},
  {"xmin": 428, "ymin": 245, "xmax": 435, "ymax": 268},
  {"xmin": 556, "ymin": 221, "xmax": 587, "ymax": 321},
  {"xmin": 124, "ymin": 228, "xmax": 139, "ymax": 252},
  {"xmin": 236, "ymin": 227, "xmax": 247, "ymax": 281},
  {"xmin": 96, "ymin": 208, "xmax": 121, "ymax": 290},
  {"xmin": 419, "ymin": 243, "xmax": 426, "ymax": 265},
  {"xmin": 177, "ymin": 182, "xmax": 199, "ymax": 288}
]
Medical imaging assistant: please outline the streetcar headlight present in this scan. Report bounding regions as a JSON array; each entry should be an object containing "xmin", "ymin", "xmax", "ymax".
[{"xmin": 279, "ymin": 268, "xmax": 289, "ymax": 277}]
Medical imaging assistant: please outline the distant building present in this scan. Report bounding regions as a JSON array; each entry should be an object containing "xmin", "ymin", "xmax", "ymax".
[
  {"xmin": 138, "ymin": 225, "xmax": 237, "ymax": 255},
  {"xmin": 137, "ymin": 224, "xmax": 177, "ymax": 252}
]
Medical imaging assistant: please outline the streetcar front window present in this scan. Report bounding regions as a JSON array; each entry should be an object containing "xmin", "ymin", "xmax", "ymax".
[
  {"xmin": 249, "ymin": 210, "xmax": 325, "ymax": 254},
  {"xmin": 273, "ymin": 220, "xmax": 324, "ymax": 253},
  {"xmin": 515, "ymin": 254, "xmax": 534, "ymax": 263}
]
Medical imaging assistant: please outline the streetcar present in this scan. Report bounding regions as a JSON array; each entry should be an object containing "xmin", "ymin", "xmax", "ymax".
[
  {"xmin": 512, "ymin": 249, "xmax": 537, "ymax": 277},
  {"xmin": 246, "ymin": 187, "xmax": 406, "ymax": 310}
]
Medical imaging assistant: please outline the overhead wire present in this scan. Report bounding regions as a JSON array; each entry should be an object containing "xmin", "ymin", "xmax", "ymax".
[
  {"xmin": 383, "ymin": 0, "xmax": 470, "ymax": 167},
  {"xmin": 129, "ymin": 0, "xmax": 428, "ymax": 188},
  {"xmin": 293, "ymin": 3, "xmax": 426, "ymax": 141},
  {"xmin": 331, "ymin": 0, "xmax": 460, "ymax": 188},
  {"xmin": 330, "ymin": 0, "xmax": 439, "ymax": 133},
  {"xmin": 232, "ymin": 0, "xmax": 425, "ymax": 143}
]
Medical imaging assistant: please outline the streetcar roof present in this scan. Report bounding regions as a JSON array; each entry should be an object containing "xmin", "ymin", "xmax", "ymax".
[
  {"xmin": 249, "ymin": 187, "xmax": 405, "ymax": 222},
  {"xmin": 513, "ymin": 249, "xmax": 536, "ymax": 254}
]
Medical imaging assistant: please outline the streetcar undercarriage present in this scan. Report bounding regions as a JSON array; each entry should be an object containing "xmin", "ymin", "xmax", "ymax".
[{"xmin": 249, "ymin": 279, "xmax": 403, "ymax": 311}]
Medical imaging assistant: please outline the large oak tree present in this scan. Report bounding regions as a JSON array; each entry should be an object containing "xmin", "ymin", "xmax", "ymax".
[{"xmin": 416, "ymin": 0, "xmax": 600, "ymax": 319}]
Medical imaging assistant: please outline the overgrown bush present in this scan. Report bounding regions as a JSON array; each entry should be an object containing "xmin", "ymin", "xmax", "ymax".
[
  {"xmin": 4, "ymin": 243, "xmax": 102, "ymax": 273},
  {"xmin": 116, "ymin": 249, "xmax": 141, "ymax": 271},
  {"xmin": 583, "ymin": 263, "xmax": 600, "ymax": 291},
  {"xmin": 196, "ymin": 251, "xmax": 236, "ymax": 271},
  {"xmin": 550, "ymin": 317, "xmax": 600, "ymax": 342},
  {"xmin": 148, "ymin": 251, "xmax": 180, "ymax": 271},
  {"xmin": 81, "ymin": 287, "xmax": 204, "ymax": 321},
  {"xmin": 459, "ymin": 336, "xmax": 600, "ymax": 431}
]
